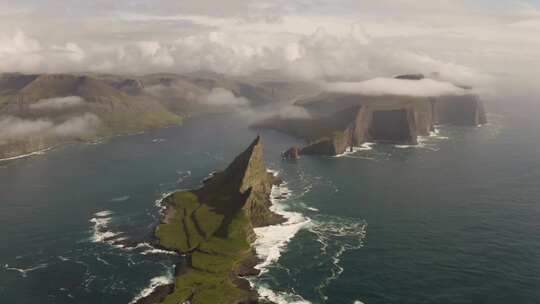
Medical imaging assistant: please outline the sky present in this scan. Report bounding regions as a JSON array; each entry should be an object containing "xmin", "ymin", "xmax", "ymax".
[{"xmin": 0, "ymin": 0, "xmax": 539, "ymax": 98}]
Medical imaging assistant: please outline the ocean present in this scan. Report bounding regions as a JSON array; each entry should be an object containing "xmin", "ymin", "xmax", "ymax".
[{"xmin": 1, "ymin": 106, "xmax": 539, "ymax": 304}]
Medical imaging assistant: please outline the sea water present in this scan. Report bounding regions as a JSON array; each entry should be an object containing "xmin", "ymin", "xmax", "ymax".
[{"xmin": 1, "ymin": 108, "xmax": 539, "ymax": 304}]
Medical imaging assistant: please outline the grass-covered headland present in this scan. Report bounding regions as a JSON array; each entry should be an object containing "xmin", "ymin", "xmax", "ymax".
[{"xmin": 142, "ymin": 136, "xmax": 284, "ymax": 304}]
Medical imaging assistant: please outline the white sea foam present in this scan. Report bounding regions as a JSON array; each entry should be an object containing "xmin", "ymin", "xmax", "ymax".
[
  {"xmin": 129, "ymin": 271, "xmax": 174, "ymax": 304},
  {"xmin": 176, "ymin": 170, "xmax": 192, "ymax": 184},
  {"xmin": 96, "ymin": 255, "xmax": 111, "ymax": 266},
  {"xmin": 0, "ymin": 146, "xmax": 53, "ymax": 162},
  {"xmin": 252, "ymin": 180, "xmax": 311, "ymax": 273},
  {"xmin": 334, "ymin": 143, "xmax": 375, "ymax": 158},
  {"xmin": 248, "ymin": 171, "xmax": 312, "ymax": 303},
  {"xmin": 354, "ymin": 301, "xmax": 366, "ymax": 304},
  {"xmin": 109, "ymin": 196, "xmax": 130, "ymax": 203},
  {"xmin": 310, "ymin": 216, "xmax": 367, "ymax": 299},
  {"xmin": 90, "ymin": 210, "xmax": 122, "ymax": 243},
  {"xmin": 132, "ymin": 242, "xmax": 177, "ymax": 256},
  {"xmin": 95, "ymin": 210, "xmax": 114, "ymax": 217},
  {"xmin": 4, "ymin": 263, "xmax": 48, "ymax": 278},
  {"xmin": 154, "ymin": 191, "xmax": 175, "ymax": 212},
  {"xmin": 257, "ymin": 286, "xmax": 312, "ymax": 304}
]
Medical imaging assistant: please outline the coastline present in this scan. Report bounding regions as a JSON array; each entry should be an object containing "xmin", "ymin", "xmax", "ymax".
[
  {"xmin": 0, "ymin": 122, "xmax": 184, "ymax": 163},
  {"xmin": 132, "ymin": 170, "xmax": 310, "ymax": 304},
  {"xmin": 0, "ymin": 145, "xmax": 57, "ymax": 162}
]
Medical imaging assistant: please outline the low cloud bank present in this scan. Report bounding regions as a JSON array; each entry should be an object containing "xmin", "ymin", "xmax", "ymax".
[
  {"xmin": 202, "ymin": 88, "xmax": 250, "ymax": 108},
  {"xmin": 0, "ymin": 113, "xmax": 100, "ymax": 140},
  {"xmin": 29, "ymin": 96, "xmax": 85, "ymax": 110},
  {"xmin": 325, "ymin": 78, "xmax": 467, "ymax": 97}
]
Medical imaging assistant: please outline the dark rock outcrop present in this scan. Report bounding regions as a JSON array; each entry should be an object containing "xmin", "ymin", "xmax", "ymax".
[
  {"xmin": 282, "ymin": 147, "xmax": 300, "ymax": 159},
  {"xmin": 395, "ymin": 74, "xmax": 425, "ymax": 80}
]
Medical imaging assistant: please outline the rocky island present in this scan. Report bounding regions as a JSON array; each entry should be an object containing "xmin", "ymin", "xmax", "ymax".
[
  {"xmin": 136, "ymin": 136, "xmax": 283, "ymax": 304},
  {"xmin": 254, "ymin": 75, "xmax": 487, "ymax": 156}
]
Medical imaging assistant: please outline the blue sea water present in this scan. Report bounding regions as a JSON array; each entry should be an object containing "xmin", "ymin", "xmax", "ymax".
[{"xmin": 0, "ymin": 107, "xmax": 539, "ymax": 304}]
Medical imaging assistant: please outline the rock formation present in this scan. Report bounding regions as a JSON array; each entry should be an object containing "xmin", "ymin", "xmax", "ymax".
[
  {"xmin": 395, "ymin": 74, "xmax": 425, "ymax": 80},
  {"xmin": 140, "ymin": 136, "xmax": 283, "ymax": 304},
  {"xmin": 282, "ymin": 147, "xmax": 300, "ymax": 159},
  {"xmin": 255, "ymin": 87, "xmax": 487, "ymax": 156}
]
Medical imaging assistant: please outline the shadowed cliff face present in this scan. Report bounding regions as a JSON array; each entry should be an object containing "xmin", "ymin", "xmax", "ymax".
[
  {"xmin": 255, "ymin": 88, "xmax": 488, "ymax": 156},
  {"xmin": 435, "ymin": 95, "xmax": 487, "ymax": 126},
  {"xmin": 369, "ymin": 109, "xmax": 415, "ymax": 143}
]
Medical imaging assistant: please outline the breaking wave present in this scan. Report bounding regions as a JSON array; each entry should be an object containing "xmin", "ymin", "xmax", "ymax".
[
  {"xmin": 252, "ymin": 177, "xmax": 311, "ymax": 273},
  {"xmin": 257, "ymin": 286, "xmax": 311, "ymax": 304},
  {"xmin": 109, "ymin": 196, "xmax": 130, "ymax": 203},
  {"xmin": 3, "ymin": 263, "xmax": 49, "ymax": 278},
  {"xmin": 335, "ymin": 143, "xmax": 375, "ymax": 158},
  {"xmin": 128, "ymin": 269, "xmax": 174, "ymax": 304}
]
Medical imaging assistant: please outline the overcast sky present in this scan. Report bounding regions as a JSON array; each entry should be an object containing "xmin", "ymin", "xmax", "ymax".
[{"xmin": 0, "ymin": 0, "xmax": 539, "ymax": 96}]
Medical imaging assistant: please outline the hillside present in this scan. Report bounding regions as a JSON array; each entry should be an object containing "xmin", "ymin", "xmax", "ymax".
[
  {"xmin": 0, "ymin": 72, "xmax": 315, "ymax": 160},
  {"xmin": 0, "ymin": 74, "xmax": 183, "ymax": 159}
]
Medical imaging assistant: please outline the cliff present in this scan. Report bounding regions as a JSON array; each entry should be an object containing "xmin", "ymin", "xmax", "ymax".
[
  {"xmin": 254, "ymin": 84, "xmax": 487, "ymax": 156},
  {"xmin": 255, "ymin": 100, "xmax": 426, "ymax": 156},
  {"xmin": 145, "ymin": 136, "xmax": 284, "ymax": 304}
]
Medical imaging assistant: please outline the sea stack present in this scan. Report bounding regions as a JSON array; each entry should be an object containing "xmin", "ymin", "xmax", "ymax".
[
  {"xmin": 138, "ymin": 136, "xmax": 284, "ymax": 304},
  {"xmin": 282, "ymin": 147, "xmax": 300, "ymax": 160}
]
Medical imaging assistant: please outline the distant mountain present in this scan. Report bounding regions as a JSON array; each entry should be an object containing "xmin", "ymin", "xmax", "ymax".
[
  {"xmin": 0, "ymin": 72, "xmax": 315, "ymax": 159},
  {"xmin": 0, "ymin": 73, "xmax": 182, "ymax": 159}
]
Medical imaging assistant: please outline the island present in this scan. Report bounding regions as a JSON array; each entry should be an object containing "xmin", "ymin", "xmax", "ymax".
[{"xmin": 136, "ymin": 136, "xmax": 284, "ymax": 304}]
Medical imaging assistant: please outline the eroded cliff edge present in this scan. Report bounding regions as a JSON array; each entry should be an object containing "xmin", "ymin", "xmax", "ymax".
[
  {"xmin": 254, "ymin": 90, "xmax": 487, "ymax": 156},
  {"xmin": 138, "ymin": 136, "xmax": 283, "ymax": 304}
]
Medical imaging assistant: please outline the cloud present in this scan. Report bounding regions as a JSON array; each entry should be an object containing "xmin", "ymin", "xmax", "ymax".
[
  {"xmin": 51, "ymin": 113, "xmax": 101, "ymax": 137},
  {"xmin": 202, "ymin": 88, "xmax": 250, "ymax": 107},
  {"xmin": 29, "ymin": 96, "xmax": 85, "ymax": 110},
  {"xmin": 0, "ymin": 116, "xmax": 53, "ymax": 139},
  {"xmin": 0, "ymin": 113, "xmax": 101, "ymax": 140},
  {"xmin": 0, "ymin": 0, "xmax": 538, "ymax": 101},
  {"xmin": 326, "ymin": 78, "xmax": 467, "ymax": 97}
]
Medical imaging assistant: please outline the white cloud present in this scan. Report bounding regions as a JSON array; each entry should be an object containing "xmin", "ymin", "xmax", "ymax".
[
  {"xmin": 30, "ymin": 96, "xmax": 85, "ymax": 110},
  {"xmin": 0, "ymin": 0, "xmax": 538, "ymax": 100},
  {"xmin": 0, "ymin": 116, "xmax": 53, "ymax": 139},
  {"xmin": 51, "ymin": 113, "xmax": 101, "ymax": 137},
  {"xmin": 0, "ymin": 113, "xmax": 100, "ymax": 140},
  {"xmin": 202, "ymin": 88, "xmax": 250, "ymax": 107},
  {"xmin": 326, "ymin": 78, "xmax": 466, "ymax": 97}
]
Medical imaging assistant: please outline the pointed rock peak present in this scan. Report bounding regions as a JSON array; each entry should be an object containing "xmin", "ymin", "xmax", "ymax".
[{"xmin": 214, "ymin": 136, "xmax": 268, "ymax": 193}]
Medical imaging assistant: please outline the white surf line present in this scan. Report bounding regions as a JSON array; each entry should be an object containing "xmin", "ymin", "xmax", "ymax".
[
  {"xmin": 128, "ymin": 270, "xmax": 174, "ymax": 304},
  {"xmin": 109, "ymin": 195, "xmax": 131, "ymax": 203},
  {"xmin": 0, "ymin": 146, "xmax": 55, "ymax": 162},
  {"xmin": 4, "ymin": 263, "xmax": 49, "ymax": 278},
  {"xmin": 334, "ymin": 143, "xmax": 375, "ymax": 158},
  {"xmin": 257, "ymin": 286, "xmax": 312, "ymax": 304},
  {"xmin": 249, "ymin": 170, "xmax": 312, "ymax": 304}
]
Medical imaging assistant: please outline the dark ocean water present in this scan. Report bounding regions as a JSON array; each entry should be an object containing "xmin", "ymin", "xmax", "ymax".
[{"xmin": 0, "ymin": 108, "xmax": 539, "ymax": 304}]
